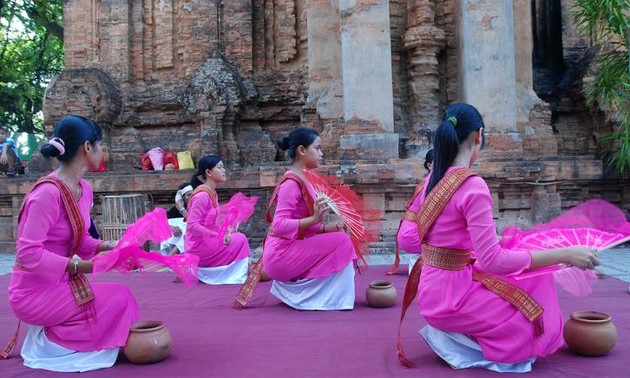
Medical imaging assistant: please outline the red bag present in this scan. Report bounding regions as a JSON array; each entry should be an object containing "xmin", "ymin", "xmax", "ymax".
[
  {"xmin": 140, "ymin": 153, "xmax": 153, "ymax": 171},
  {"xmin": 96, "ymin": 157, "xmax": 107, "ymax": 172},
  {"xmin": 163, "ymin": 151, "xmax": 179, "ymax": 170}
]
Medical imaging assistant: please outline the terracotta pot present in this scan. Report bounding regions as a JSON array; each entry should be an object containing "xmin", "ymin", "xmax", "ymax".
[
  {"xmin": 563, "ymin": 311, "xmax": 617, "ymax": 356},
  {"xmin": 366, "ymin": 280, "xmax": 397, "ymax": 308},
  {"xmin": 123, "ymin": 321, "xmax": 173, "ymax": 364}
]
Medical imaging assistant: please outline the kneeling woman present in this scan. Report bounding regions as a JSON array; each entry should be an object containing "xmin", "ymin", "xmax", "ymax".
[
  {"xmin": 396, "ymin": 104, "xmax": 599, "ymax": 372},
  {"xmin": 184, "ymin": 156, "xmax": 251, "ymax": 284},
  {"xmin": 8, "ymin": 116, "xmax": 138, "ymax": 372},
  {"xmin": 262, "ymin": 128, "xmax": 356, "ymax": 310}
]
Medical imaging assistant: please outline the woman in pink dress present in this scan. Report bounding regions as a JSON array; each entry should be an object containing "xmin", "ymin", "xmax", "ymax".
[
  {"xmin": 397, "ymin": 103, "xmax": 599, "ymax": 372},
  {"xmin": 7, "ymin": 116, "xmax": 138, "ymax": 372},
  {"xmin": 184, "ymin": 155, "xmax": 251, "ymax": 284},
  {"xmin": 262, "ymin": 127, "xmax": 356, "ymax": 310}
]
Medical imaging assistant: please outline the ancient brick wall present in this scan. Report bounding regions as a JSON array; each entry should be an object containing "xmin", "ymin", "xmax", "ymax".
[{"xmin": 2, "ymin": 0, "xmax": 621, "ymax": 253}]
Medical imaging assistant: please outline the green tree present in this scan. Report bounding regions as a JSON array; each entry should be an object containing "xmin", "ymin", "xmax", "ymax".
[
  {"xmin": 0, "ymin": 0, "xmax": 64, "ymax": 134},
  {"xmin": 573, "ymin": 0, "xmax": 630, "ymax": 173}
]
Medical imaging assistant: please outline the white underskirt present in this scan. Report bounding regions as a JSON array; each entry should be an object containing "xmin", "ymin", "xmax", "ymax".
[
  {"xmin": 408, "ymin": 254, "xmax": 420, "ymax": 275},
  {"xmin": 21, "ymin": 325, "xmax": 119, "ymax": 372},
  {"xmin": 270, "ymin": 262, "xmax": 355, "ymax": 310},
  {"xmin": 197, "ymin": 257, "xmax": 249, "ymax": 285},
  {"xmin": 419, "ymin": 325, "xmax": 536, "ymax": 373}
]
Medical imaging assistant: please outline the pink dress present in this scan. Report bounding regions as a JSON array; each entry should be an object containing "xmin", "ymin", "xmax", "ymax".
[
  {"xmin": 8, "ymin": 172, "xmax": 139, "ymax": 352},
  {"xmin": 398, "ymin": 167, "xmax": 563, "ymax": 363},
  {"xmin": 184, "ymin": 191, "xmax": 250, "ymax": 267},
  {"xmin": 263, "ymin": 172, "xmax": 356, "ymax": 281}
]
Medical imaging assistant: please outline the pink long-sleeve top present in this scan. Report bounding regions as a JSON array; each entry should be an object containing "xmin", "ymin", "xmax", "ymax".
[
  {"xmin": 12, "ymin": 172, "xmax": 102, "ymax": 287},
  {"xmin": 271, "ymin": 178, "xmax": 321, "ymax": 240},
  {"xmin": 397, "ymin": 168, "xmax": 531, "ymax": 275}
]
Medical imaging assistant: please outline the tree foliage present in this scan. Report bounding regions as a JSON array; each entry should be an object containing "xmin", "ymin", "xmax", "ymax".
[
  {"xmin": 0, "ymin": 0, "xmax": 64, "ymax": 134},
  {"xmin": 573, "ymin": 0, "xmax": 630, "ymax": 173}
]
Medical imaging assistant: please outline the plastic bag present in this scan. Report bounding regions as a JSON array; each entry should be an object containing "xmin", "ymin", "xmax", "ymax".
[
  {"xmin": 140, "ymin": 153, "xmax": 153, "ymax": 171},
  {"xmin": 96, "ymin": 157, "xmax": 107, "ymax": 172},
  {"xmin": 147, "ymin": 147, "xmax": 165, "ymax": 171},
  {"xmin": 177, "ymin": 151, "xmax": 194, "ymax": 170}
]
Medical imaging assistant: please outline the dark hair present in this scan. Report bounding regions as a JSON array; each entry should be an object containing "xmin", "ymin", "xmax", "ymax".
[
  {"xmin": 277, "ymin": 127, "xmax": 320, "ymax": 160},
  {"xmin": 40, "ymin": 116, "xmax": 103, "ymax": 162},
  {"xmin": 424, "ymin": 149, "xmax": 434, "ymax": 170},
  {"xmin": 191, "ymin": 155, "xmax": 221, "ymax": 188},
  {"xmin": 426, "ymin": 103, "xmax": 485, "ymax": 195}
]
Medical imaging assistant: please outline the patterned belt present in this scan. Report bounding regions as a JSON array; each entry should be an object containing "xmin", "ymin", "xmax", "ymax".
[
  {"xmin": 419, "ymin": 242, "xmax": 545, "ymax": 337},
  {"xmin": 421, "ymin": 243, "xmax": 472, "ymax": 270}
]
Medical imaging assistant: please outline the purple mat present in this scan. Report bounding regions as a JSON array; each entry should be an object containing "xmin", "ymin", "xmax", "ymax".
[{"xmin": 1, "ymin": 265, "xmax": 628, "ymax": 377}]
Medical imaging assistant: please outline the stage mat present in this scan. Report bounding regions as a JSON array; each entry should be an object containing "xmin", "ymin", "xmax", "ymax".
[{"xmin": 1, "ymin": 265, "xmax": 628, "ymax": 377}]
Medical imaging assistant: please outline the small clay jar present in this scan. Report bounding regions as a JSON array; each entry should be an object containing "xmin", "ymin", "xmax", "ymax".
[
  {"xmin": 563, "ymin": 311, "xmax": 617, "ymax": 356},
  {"xmin": 123, "ymin": 321, "xmax": 173, "ymax": 364},
  {"xmin": 366, "ymin": 280, "xmax": 397, "ymax": 308}
]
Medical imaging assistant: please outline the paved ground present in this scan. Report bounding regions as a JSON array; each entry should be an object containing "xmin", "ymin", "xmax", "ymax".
[{"xmin": 2, "ymin": 247, "xmax": 630, "ymax": 283}]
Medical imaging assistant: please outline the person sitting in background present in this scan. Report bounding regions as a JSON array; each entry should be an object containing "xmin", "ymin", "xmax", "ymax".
[
  {"xmin": 0, "ymin": 125, "xmax": 22, "ymax": 177},
  {"xmin": 166, "ymin": 183, "xmax": 193, "ymax": 219}
]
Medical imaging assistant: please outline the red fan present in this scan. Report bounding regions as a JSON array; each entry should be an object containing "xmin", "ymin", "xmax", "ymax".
[
  {"xmin": 302, "ymin": 169, "xmax": 381, "ymax": 266},
  {"xmin": 501, "ymin": 200, "xmax": 630, "ymax": 295},
  {"xmin": 93, "ymin": 207, "xmax": 200, "ymax": 287}
]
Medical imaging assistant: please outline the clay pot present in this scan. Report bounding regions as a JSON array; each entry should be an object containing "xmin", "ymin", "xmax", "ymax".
[
  {"xmin": 366, "ymin": 280, "xmax": 397, "ymax": 308},
  {"xmin": 563, "ymin": 311, "xmax": 617, "ymax": 357},
  {"xmin": 123, "ymin": 321, "xmax": 173, "ymax": 364}
]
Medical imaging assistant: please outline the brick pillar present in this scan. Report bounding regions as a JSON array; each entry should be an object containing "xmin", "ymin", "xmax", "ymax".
[
  {"xmin": 338, "ymin": 0, "xmax": 399, "ymax": 163},
  {"xmin": 458, "ymin": 0, "xmax": 523, "ymax": 158},
  {"xmin": 404, "ymin": 0, "xmax": 446, "ymax": 157},
  {"xmin": 306, "ymin": 0, "xmax": 343, "ymax": 120}
]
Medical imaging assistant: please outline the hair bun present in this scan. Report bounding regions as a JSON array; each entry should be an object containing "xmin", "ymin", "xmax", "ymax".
[{"xmin": 277, "ymin": 136, "xmax": 290, "ymax": 151}]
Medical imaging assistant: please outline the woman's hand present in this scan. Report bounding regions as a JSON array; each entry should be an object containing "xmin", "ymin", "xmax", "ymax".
[
  {"xmin": 529, "ymin": 247, "xmax": 599, "ymax": 270},
  {"xmin": 97, "ymin": 240, "xmax": 117, "ymax": 252},
  {"xmin": 313, "ymin": 197, "xmax": 329, "ymax": 223},
  {"xmin": 334, "ymin": 221, "xmax": 347, "ymax": 233},
  {"xmin": 299, "ymin": 198, "xmax": 331, "ymax": 232},
  {"xmin": 171, "ymin": 225, "xmax": 182, "ymax": 237},
  {"xmin": 563, "ymin": 247, "xmax": 600, "ymax": 270}
]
